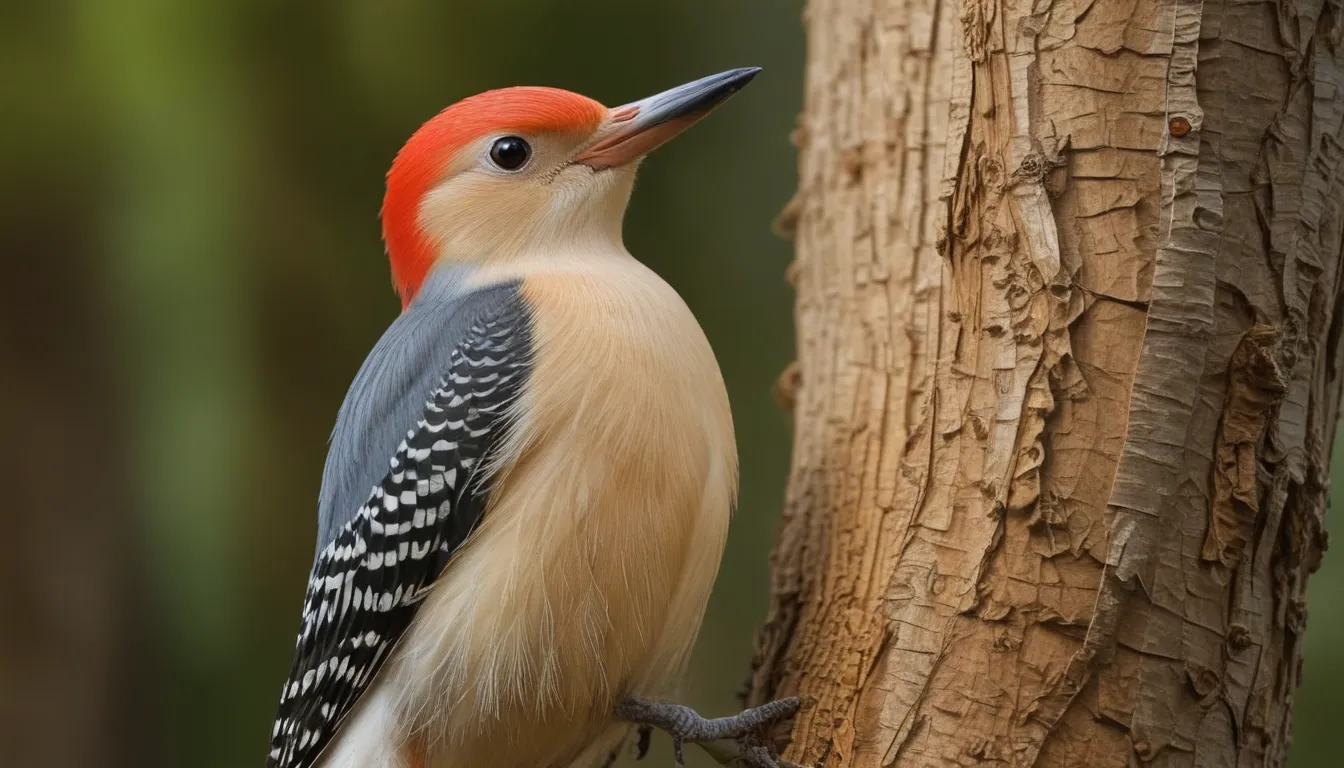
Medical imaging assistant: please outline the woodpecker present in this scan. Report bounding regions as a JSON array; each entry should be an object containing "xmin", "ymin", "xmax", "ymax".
[{"xmin": 267, "ymin": 68, "xmax": 801, "ymax": 768}]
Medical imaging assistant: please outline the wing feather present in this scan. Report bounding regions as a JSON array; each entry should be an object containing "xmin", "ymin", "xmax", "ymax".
[{"xmin": 267, "ymin": 294, "xmax": 533, "ymax": 768}]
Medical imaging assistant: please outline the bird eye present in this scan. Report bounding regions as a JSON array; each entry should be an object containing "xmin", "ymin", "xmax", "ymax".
[{"xmin": 488, "ymin": 136, "xmax": 531, "ymax": 171}]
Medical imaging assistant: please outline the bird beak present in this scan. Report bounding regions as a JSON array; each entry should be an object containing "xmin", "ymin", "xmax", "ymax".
[{"xmin": 574, "ymin": 67, "xmax": 761, "ymax": 169}]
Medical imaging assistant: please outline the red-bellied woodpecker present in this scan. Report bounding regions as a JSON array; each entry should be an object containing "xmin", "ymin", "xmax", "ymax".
[{"xmin": 266, "ymin": 68, "xmax": 802, "ymax": 768}]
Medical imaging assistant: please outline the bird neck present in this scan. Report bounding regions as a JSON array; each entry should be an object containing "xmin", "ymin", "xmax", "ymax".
[
  {"xmin": 395, "ymin": 166, "xmax": 640, "ymax": 308},
  {"xmin": 427, "ymin": 180, "xmax": 635, "ymax": 277}
]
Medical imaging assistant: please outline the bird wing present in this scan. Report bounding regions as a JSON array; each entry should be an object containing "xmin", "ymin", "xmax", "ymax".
[{"xmin": 267, "ymin": 289, "xmax": 533, "ymax": 768}]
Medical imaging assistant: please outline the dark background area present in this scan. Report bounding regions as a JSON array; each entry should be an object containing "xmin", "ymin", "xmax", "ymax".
[{"xmin": 1, "ymin": 1, "xmax": 1339, "ymax": 766}]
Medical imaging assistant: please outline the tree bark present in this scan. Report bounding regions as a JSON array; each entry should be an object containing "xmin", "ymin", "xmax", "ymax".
[{"xmin": 748, "ymin": 0, "xmax": 1342, "ymax": 766}]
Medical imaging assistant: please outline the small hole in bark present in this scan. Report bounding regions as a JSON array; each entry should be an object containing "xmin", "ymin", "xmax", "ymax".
[
  {"xmin": 1169, "ymin": 116, "xmax": 1192, "ymax": 137},
  {"xmin": 969, "ymin": 414, "xmax": 989, "ymax": 440},
  {"xmin": 1227, "ymin": 625, "xmax": 1252, "ymax": 651},
  {"xmin": 1193, "ymin": 205, "xmax": 1222, "ymax": 231}
]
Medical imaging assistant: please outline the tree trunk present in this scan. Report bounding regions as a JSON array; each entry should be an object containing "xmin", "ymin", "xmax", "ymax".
[{"xmin": 748, "ymin": 0, "xmax": 1341, "ymax": 765}]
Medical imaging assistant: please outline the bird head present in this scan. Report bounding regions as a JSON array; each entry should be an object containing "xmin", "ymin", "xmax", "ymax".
[{"xmin": 380, "ymin": 67, "xmax": 760, "ymax": 308}]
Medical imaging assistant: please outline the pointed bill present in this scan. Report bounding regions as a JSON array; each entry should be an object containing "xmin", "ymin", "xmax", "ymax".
[{"xmin": 574, "ymin": 67, "xmax": 761, "ymax": 169}]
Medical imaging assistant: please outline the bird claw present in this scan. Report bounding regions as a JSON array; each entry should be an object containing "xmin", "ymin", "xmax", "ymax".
[
  {"xmin": 735, "ymin": 732, "xmax": 806, "ymax": 768},
  {"xmin": 616, "ymin": 696, "xmax": 803, "ymax": 768},
  {"xmin": 636, "ymin": 725, "xmax": 653, "ymax": 760}
]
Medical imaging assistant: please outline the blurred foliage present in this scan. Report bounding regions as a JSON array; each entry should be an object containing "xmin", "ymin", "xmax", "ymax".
[{"xmin": 0, "ymin": 0, "xmax": 1339, "ymax": 766}]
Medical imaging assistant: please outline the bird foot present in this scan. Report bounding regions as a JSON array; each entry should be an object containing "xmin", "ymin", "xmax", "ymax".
[{"xmin": 616, "ymin": 696, "xmax": 803, "ymax": 768}]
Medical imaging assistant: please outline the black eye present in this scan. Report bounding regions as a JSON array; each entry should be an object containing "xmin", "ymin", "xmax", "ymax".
[{"xmin": 488, "ymin": 136, "xmax": 531, "ymax": 171}]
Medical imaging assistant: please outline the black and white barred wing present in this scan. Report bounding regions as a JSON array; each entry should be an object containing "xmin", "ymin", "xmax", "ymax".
[{"xmin": 267, "ymin": 302, "xmax": 532, "ymax": 768}]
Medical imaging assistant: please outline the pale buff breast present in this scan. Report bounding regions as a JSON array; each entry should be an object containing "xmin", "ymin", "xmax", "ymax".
[{"xmin": 379, "ymin": 255, "xmax": 737, "ymax": 768}]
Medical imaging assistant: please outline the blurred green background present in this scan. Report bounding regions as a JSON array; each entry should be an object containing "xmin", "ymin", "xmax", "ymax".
[{"xmin": 0, "ymin": 1, "xmax": 1339, "ymax": 766}]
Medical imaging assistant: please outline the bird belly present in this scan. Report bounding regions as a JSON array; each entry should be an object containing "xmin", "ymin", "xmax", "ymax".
[
  {"xmin": 395, "ymin": 420, "xmax": 731, "ymax": 767},
  {"xmin": 323, "ymin": 261, "xmax": 738, "ymax": 768},
  {"xmin": 388, "ymin": 393, "xmax": 732, "ymax": 763}
]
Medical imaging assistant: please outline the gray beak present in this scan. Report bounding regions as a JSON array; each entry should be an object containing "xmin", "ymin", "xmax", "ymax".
[{"xmin": 575, "ymin": 67, "xmax": 761, "ymax": 169}]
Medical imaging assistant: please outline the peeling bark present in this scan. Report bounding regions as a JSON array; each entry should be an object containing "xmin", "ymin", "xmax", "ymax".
[{"xmin": 748, "ymin": 0, "xmax": 1342, "ymax": 765}]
